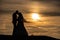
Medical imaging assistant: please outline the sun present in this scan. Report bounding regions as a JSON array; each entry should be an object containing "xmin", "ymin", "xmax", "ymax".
[{"xmin": 31, "ymin": 13, "xmax": 40, "ymax": 21}]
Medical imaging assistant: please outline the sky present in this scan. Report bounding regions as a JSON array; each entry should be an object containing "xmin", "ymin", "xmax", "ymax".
[
  {"xmin": 0, "ymin": 0, "xmax": 60, "ymax": 15},
  {"xmin": 0, "ymin": 0, "xmax": 60, "ymax": 39}
]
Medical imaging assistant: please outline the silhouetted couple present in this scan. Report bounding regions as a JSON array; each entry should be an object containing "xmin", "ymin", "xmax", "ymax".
[{"xmin": 12, "ymin": 10, "xmax": 28, "ymax": 40}]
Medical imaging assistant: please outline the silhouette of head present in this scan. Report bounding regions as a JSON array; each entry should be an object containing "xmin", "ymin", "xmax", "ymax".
[{"xmin": 15, "ymin": 10, "xmax": 19, "ymax": 13}]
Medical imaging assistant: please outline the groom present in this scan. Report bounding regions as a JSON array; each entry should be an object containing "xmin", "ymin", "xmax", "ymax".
[
  {"xmin": 12, "ymin": 10, "xmax": 19, "ymax": 36},
  {"xmin": 12, "ymin": 10, "xmax": 19, "ymax": 27}
]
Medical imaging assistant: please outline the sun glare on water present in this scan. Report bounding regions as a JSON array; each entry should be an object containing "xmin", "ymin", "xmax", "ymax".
[{"xmin": 31, "ymin": 13, "xmax": 40, "ymax": 21}]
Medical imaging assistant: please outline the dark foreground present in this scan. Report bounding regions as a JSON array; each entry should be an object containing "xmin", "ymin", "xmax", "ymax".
[{"xmin": 0, "ymin": 35, "xmax": 60, "ymax": 40}]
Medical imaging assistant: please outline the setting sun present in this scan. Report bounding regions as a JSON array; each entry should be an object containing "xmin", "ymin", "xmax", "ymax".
[{"xmin": 31, "ymin": 13, "xmax": 40, "ymax": 21}]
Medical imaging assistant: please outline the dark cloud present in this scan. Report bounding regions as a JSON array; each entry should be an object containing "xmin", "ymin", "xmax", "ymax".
[
  {"xmin": 31, "ymin": 0, "xmax": 60, "ymax": 2},
  {"xmin": 0, "ymin": 1, "xmax": 25, "ymax": 5},
  {"xmin": 0, "ymin": 0, "xmax": 29, "ymax": 4},
  {"xmin": 31, "ymin": 0, "xmax": 60, "ymax": 7},
  {"xmin": 0, "ymin": 0, "xmax": 60, "ymax": 16},
  {"xmin": 0, "ymin": 9, "xmax": 14, "ymax": 13},
  {"xmin": 42, "ymin": 12, "xmax": 60, "ymax": 16}
]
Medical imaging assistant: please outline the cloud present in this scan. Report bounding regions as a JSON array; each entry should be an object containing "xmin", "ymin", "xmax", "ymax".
[
  {"xmin": 31, "ymin": 0, "xmax": 60, "ymax": 2},
  {"xmin": 1, "ymin": 0, "xmax": 29, "ymax": 4},
  {"xmin": 0, "ymin": 9, "xmax": 14, "ymax": 14},
  {"xmin": 31, "ymin": 0, "xmax": 60, "ymax": 7},
  {"xmin": 42, "ymin": 12, "xmax": 60, "ymax": 16},
  {"xmin": 0, "ymin": 0, "xmax": 60, "ymax": 16}
]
